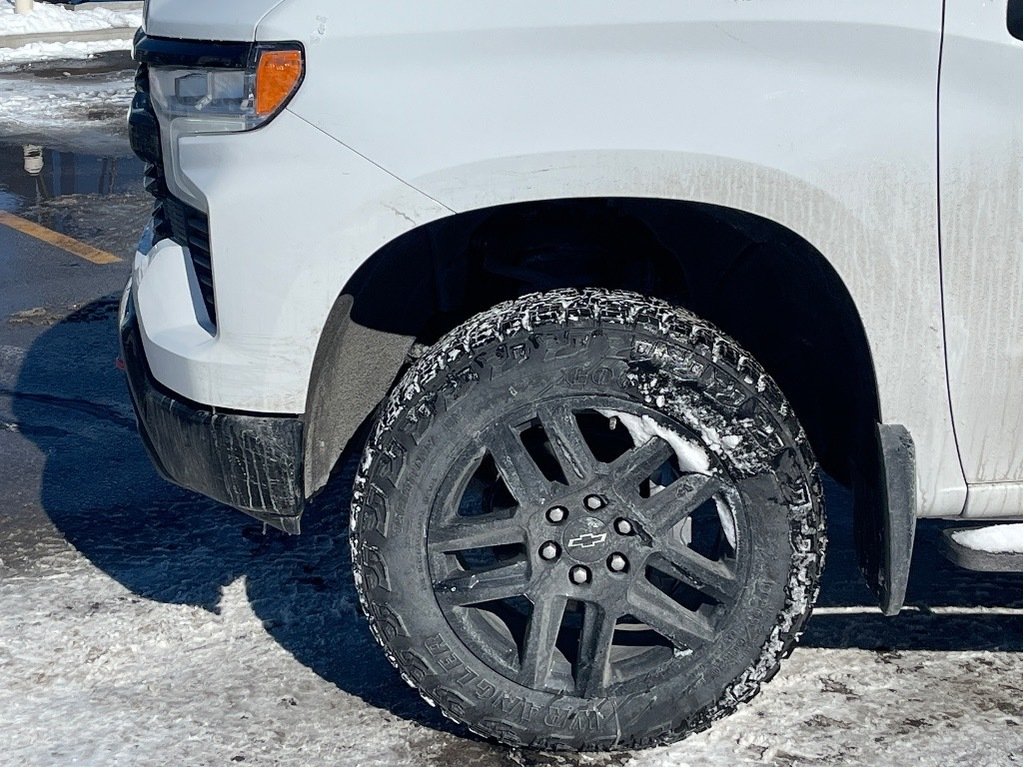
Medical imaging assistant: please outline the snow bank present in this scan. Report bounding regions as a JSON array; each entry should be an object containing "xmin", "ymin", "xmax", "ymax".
[
  {"xmin": 951, "ymin": 523, "xmax": 1024, "ymax": 554},
  {"xmin": 0, "ymin": 37, "xmax": 131, "ymax": 63},
  {"xmin": 0, "ymin": 1, "xmax": 140, "ymax": 36}
]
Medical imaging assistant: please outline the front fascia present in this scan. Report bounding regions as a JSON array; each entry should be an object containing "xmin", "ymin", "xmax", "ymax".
[
  {"xmin": 261, "ymin": 1, "xmax": 965, "ymax": 516},
  {"xmin": 133, "ymin": 108, "xmax": 452, "ymax": 415}
]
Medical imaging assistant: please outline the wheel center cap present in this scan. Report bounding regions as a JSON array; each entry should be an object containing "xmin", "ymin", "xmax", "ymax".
[{"xmin": 561, "ymin": 516, "xmax": 611, "ymax": 563}]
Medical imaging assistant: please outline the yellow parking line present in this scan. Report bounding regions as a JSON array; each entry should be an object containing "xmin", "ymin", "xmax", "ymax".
[{"xmin": 0, "ymin": 210, "xmax": 121, "ymax": 265}]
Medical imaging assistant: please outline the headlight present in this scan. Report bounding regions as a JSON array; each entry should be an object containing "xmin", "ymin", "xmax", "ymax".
[
  {"xmin": 144, "ymin": 43, "xmax": 304, "ymax": 210},
  {"xmin": 149, "ymin": 45, "xmax": 304, "ymax": 135}
]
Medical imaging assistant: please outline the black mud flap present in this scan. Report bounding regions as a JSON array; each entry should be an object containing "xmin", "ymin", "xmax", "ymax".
[{"xmin": 854, "ymin": 424, "xmax": 917, "ymax": 616}]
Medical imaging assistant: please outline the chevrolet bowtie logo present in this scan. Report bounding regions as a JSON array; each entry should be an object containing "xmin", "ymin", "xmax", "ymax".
[{"xmin": 567, "ymin": 532, "xmax": 608, "ymax": 549}]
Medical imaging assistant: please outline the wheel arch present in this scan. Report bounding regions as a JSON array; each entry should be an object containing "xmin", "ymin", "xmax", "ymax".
[{"xmin": 304, "ymin": 193, "xmax": 882, "ymax": 487}]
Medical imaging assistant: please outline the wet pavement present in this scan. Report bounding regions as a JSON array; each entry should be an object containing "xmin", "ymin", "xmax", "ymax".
[
  {"xmin": 0, "ymin": 49, "xmax": 147, "ymax": 262},
  {"xmin": 0, "ymin": 52, "xmax": 1020, "ymax": 767}
]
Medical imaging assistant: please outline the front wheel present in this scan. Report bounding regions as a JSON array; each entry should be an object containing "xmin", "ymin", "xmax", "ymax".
[{"xmin": 351, "ymin": 288, "xmax": 825, "ymax": 750}]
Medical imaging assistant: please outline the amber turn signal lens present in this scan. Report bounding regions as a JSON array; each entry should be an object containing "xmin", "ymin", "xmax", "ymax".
[{"xmin": 254, "ymin": 49, "xmax": 304, "ymax": 117}]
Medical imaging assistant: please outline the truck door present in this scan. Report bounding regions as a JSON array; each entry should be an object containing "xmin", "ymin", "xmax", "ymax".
[{"xmin": 939, "ymin": 0, "xmax": 1023, "ymax": 515}]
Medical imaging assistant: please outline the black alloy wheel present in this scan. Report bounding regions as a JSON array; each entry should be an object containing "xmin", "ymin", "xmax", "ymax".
[{"xmin": 428, "ymin": 396, "xmax": 745, "ymax": 698}]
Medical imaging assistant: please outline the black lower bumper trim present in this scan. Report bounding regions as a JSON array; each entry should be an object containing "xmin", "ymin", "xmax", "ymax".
[{"xmin": 120, "ymin": 290, "xmax": 305, "ymax": 533}]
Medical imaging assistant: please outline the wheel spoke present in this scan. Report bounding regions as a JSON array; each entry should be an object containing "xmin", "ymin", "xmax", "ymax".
[
  {"xmin": 639, "ymin": 472, "xmax": 721, "ymax": 535},
  {"xmin": 649, "ymin": 543, "xmax": 737, "ymax": 603},
  {"xmin": 575, "ymin": 603, "xmax": 618, "ymax": 696},
  {"xmin": 483, "ymin": 424, "xmax": 552, "ymax": 505},
  {"xmin": 433, "ymin": 561, "xmax": 531, "ymax": 606},
  {"xmin": 429, "ymin": 515, "xmax": 526, "ymax": 555},
  {"xmin": 538, "ymin": 402, "xmax": 594, "ymax": 483},
  {"xmin": 518, "ymin": 594, "xmax": 568, "ymax": 688},
  {"xmin": 608, "ymin": 436, "xmax": 675, "ymax": 490},
  {"xmin": 628, "ymin": 579, "xmax": 715, "ymax": 650}
]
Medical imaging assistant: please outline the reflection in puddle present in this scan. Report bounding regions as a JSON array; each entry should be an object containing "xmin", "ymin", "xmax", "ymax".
[
  {"xmin": 0, "ymin": 141, "xmax": 148, "ymax": 247},
  {"xmin": 0, "ymin": 141, "xmax": 144, "ymax": 214}
]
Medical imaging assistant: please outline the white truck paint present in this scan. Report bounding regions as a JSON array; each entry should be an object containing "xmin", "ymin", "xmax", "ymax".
[
  {"xmin": 133, "ymin": 110, "xmax": 450, "ymax": 412},
  {"xmin": 143, "ymin": 0, "xmax": 286, "ymax": 43},
  {"xmin": 938, "ymin": 1, "xmax": 1023, "ymax": 517},
  {"xmin": 129, "ymin": 1, "xmax": 1022, "ymax": 523}
]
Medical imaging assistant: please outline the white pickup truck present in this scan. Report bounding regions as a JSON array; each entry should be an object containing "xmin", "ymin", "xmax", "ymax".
[{"xmin": 121, "ymin": 1, "xmax": 1022, "ymax": 750}]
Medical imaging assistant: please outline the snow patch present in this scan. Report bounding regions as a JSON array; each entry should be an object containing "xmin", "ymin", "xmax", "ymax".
[
  {"xmin": 0, "ymin": 344, "xmax": 26, "ymax": 389},
  {"xmin": 0, "ymin": 38, "xmax": 132, "ymax": 64},
  {"xmin": 714, "ymin": 496, "xmax": 737, "ymax": 550},
  {"xmin": 600, "ymin": 409, "xmax": 710, "ymax": 473},
  {"xmin": 0, "ymin": 1, "xmax": 140, "ymax": 37},
  {"xmin": 0, "ymin": 73, "xmax": 133, "ymax": 135},
  {"xmin": 951, "ymin": 523, "xmax": 1023, "ymax": 554},
  {"xmin": 699, "ymin": 423, "xmax": 743, "ymax": 453},
  {"xmin": 599, "ymin": 409, "xmax": 742, "ymax": 549}
]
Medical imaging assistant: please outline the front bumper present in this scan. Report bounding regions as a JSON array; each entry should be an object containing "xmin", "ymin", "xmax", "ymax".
[{"xmin": 120, "ymin": 286, "xmax": 306, "ymax": 533}]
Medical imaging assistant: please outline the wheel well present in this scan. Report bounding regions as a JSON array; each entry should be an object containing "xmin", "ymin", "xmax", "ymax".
[{"xmin": 309, "ymin": 197, "xmax": 880, "ymax": 492}]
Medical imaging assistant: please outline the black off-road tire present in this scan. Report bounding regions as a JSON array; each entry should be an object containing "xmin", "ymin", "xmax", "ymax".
[{"xmin": 350, "ymin": 288, "xmax": 825, "ymax": 750}]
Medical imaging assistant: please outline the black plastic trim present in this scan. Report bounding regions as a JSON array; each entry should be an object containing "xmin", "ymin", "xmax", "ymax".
[
  {"xmin": 128, "ymin": 56, "xmax": 218, "ymax": 325},
  {"xmin": 120, "ymin": 289, "xmax": 306, "ymax": 533},
  {"xmin": 133, "ymin": 30, "xmax": 253, "ymax": 69},
  {"xmin": 876, "ymin": 424, "xmax": 917, "ymax": 616},
  {"xmin": 1009, "ymin": 0, "xmax": 1022, "ymax": 41}
]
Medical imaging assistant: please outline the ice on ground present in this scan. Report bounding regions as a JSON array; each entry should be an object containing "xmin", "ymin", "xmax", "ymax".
[
  {"xmin": 952, "ymin": 523, "xmax": 1024, "ymax": 554},
  {"xmin": 0, "ymin": 67, "xmax": 135, "ymax": 154},
  {"xmin": 0, "ymin": 0, "xmax": 140, "ymax": 36},
  {"xmin": 0, "ymin": 404, "xmax": 1019, "ymax": 767},
  {"xmin": 628, "ymin": 645, "xmax": 1022, "ymax": 768},
  {"xmin": 0, "ymin": 37, "xmax": 131, "ymax": 63},
  {"xmin": 0, "ymin": 71, "xmax": 133, "ymax": 129}
]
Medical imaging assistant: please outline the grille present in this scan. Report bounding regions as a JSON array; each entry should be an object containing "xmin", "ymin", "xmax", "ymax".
[{"xmin": 130, "ymin": 63, "xmax": 217, "ymax": 325}]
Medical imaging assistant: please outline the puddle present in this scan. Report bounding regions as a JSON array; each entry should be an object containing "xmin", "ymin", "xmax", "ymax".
[
  {"xmin": 0, "ymin": 141, "xmax": 150, "ymax": 252},
  {"xmin": 0, "ymin": 49, "xmax": 150, "ymax": 245},
  {"xmin": 0, "ymin": 142, "xmax": 144, "ymax": 214}
]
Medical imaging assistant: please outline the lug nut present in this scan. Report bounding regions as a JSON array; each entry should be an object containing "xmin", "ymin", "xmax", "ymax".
[
  {"xmin": 584, "ymin": 495, "xmax": 605, "ymax": 510},
  {"xmin": 546, "ymin": 506, "xmax": 568, "ymax": 524},
  {"xmin": 614, "ymin": 518, "xmax": 634, "ymax": 535},
  {"xmin": 608, "ymin": 553, "xmax": 629, "ymax": 573},
  {"xmin": 569, "ymin": 565, "xmax": 592, "ymax": 585},
  {"xmin": 539, "ymin": 541, "xmax": 560, "ymax": 561}
]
